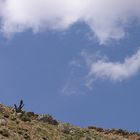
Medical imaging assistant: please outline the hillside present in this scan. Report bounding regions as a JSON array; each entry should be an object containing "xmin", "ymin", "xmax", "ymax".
[{"xmin": 0, "ymin": 103, "xmax": 139, "ymax": 140}]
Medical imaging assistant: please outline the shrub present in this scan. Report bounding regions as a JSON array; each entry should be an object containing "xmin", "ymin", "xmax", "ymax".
[{"xmin": 37, "ymin": 114, "xmax": 58, "ymax": 125}]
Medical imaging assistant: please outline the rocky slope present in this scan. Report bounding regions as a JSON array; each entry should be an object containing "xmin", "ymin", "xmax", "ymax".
[{"xmin": 0, "ymin": 103, "xmax": 140, "ymax": 140}]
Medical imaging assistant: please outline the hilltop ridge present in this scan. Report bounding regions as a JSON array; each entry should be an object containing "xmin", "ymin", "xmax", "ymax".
[{"xmin": 0, "ymin": 103, "xmax": 139, "ymax": 140}]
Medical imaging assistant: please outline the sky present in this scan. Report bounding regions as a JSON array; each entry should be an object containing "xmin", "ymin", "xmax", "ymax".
[{"xmin": 0, "ymin": 0, "xmax": 140, "ymax": 132}]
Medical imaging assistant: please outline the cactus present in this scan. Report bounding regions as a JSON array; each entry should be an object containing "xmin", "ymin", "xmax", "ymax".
[{"xmin": 14, "ymin": 100, "xmax": 24, "ymax": 113}]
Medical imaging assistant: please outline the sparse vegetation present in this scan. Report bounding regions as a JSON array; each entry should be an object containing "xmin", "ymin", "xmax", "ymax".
[
  {"xmin": 38, "ymin": 114, "xmax": 58, "ymax": 125},
  {"xmin": 0, "ymin": 102, "xmax": 139, "ymax": 140}
]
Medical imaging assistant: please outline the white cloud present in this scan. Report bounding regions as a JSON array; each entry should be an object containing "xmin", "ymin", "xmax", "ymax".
[
  {"xmin": 87, "ymin": 49, "xmax": 140, "ymax": 83},
  {"xmin": 0, "ymin": 0, "xmax": 140, "ymax": 43}
]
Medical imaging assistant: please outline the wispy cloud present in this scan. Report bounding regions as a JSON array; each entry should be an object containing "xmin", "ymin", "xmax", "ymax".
[
  {"xmin": 61, "ymin": 54, "xmax": 90, "ymax": 95},
  {"xmin": 0, "ymin": 0, "xmax": 140, "ymax": 43},
  {"xmin": 87, "ymin": 49, "xmax": 140, "ymax": 84}
]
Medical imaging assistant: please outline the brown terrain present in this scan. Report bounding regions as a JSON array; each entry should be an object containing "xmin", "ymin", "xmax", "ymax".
[{"xmin": 0, "ymin": 103, "xmax": 140, "ymax": 140}]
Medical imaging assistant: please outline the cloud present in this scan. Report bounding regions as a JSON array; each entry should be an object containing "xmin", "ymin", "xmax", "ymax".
[
  {"xmin": 0, "ymin": 0, "xmax": 140, "ymax": 43},
  {"xmin": 87, "ymin": 49, "xmax": 140, "ymax": 83},
  {"xmin": 61, "ymin": 57, "xmax": 88, "ymax": 95}
]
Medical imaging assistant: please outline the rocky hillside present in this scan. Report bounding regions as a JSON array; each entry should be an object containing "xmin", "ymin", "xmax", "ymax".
[{"xmin": 0, "ymin": 103, "xmax": 140, "ymax": 140}]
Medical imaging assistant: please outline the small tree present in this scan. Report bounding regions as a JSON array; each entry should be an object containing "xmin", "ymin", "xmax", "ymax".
[{"xmin": 14, "ymin": 100, "xmax": 24, "ymax": 113}]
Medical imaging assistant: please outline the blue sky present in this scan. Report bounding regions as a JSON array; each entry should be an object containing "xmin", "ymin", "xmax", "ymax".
[{"xmin": 0, "ymin": 0, "xmax": 140, "ymax": 132}]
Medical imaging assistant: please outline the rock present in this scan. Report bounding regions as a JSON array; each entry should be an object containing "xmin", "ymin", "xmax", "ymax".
[
  {"xmin": 10, "ymin": 115, "xmax": 17, "ymax": 121},
  {"xmin": 21, "ymin": 114, "xmax": 31, "ymax": 122},
  {"xmin": 24, "ymin": 133, "xmax": 31, "ymax": 140},
  {"xmin": 0, "ymin": 118, "xmax": 7, "ymax": 126},
  {"xmin": 4, "ymin": 113, "xmax": 9, "ymax": 118},
  {"xmin": 17, "ymin": 112, "xmax": 23, "ymax": 117},
  {"xmin": 0, "ymin": 105, "xmax": 5, "ymax": 113},
  {"xmin": 0, "ymin": 128, "xmax": 9, "ymax": 137},
  {"xmin": 12, "ymin": 112, "xmax": 22, "ymax": 118},
  {"xmin": 58, "ymin": 123, "xmax": 73, "ymax": 134},
  {"xmin": 84, "ymin": 136, "xmax": 92, "ymax": 140},
  {"xmin": 42, "ymin": 137, "xmax": 49, "ymax": 140}
]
